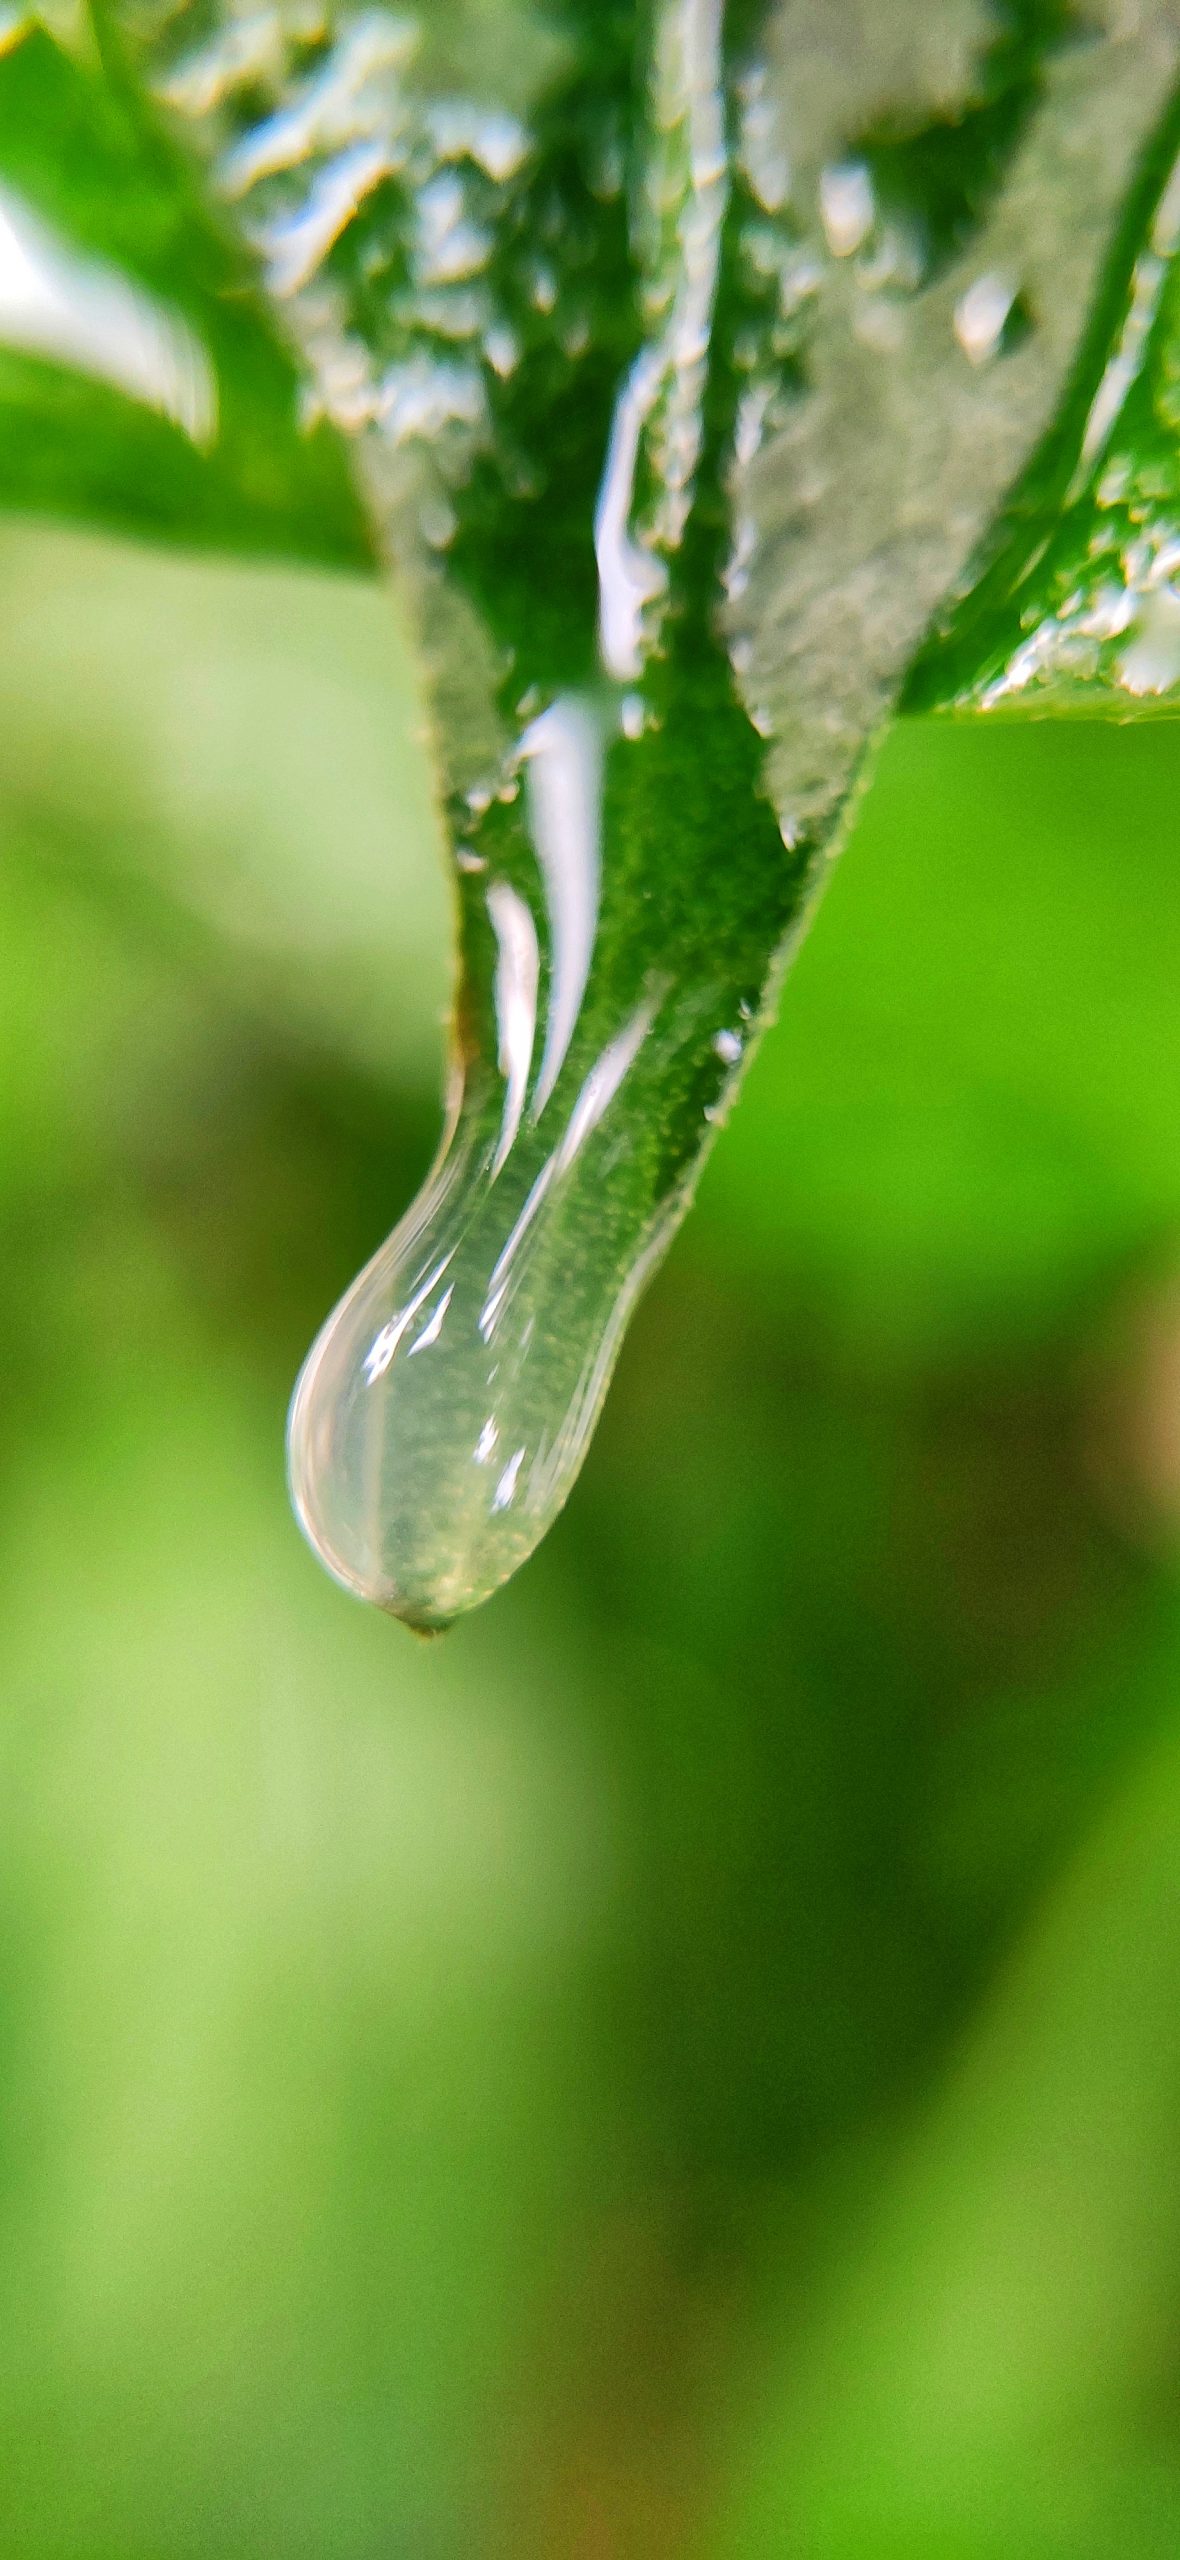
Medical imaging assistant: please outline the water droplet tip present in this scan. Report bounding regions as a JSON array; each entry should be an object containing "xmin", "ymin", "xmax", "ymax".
[{"xmin": 383, "ymin": 1597, "xmax": 454, "ymax": 1640}]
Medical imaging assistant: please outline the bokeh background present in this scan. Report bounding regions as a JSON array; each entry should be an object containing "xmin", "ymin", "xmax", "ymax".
[{"xmin": 4, "ymin": 517, "xmax": 1180, "ymax": 2556}]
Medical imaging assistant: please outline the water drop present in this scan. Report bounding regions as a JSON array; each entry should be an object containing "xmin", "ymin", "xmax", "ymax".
[
  {"xmin": 288, "ymin": 966, "xmax": 682, "ymax": 1627},
  {"xmin": 818, "ymin": 160, "xmax": 875, "ymax": 260},
  {"xmin": 954, "ymin": 271, "xmax": 1019, "ymax": 367}
]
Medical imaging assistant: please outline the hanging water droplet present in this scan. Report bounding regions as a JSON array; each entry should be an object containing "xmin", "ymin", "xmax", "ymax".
[{"xmin": 289, "ymin": 948, "xmax": 676, "ymax": 1626}]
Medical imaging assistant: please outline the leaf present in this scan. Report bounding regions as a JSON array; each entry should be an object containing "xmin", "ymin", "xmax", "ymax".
[
  {"xmin": 0, "ymin": 19, "xmax": 372, "ymax": 564},
  {"xmin": 909, "ymin": 102, "xmax": 1180, "ymax": 711},
  {"xmin": 10, "ymin": 0, "xmax": 1180, "ymax": 1617},
  {"xmin": 720, "ymin": 0, "xmax": 1180, "ymax": 816}
]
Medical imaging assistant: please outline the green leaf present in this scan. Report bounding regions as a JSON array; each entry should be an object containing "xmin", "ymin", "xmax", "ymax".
[
  {"xmin": 908, "ymin": 77, "xmax": 1180, "ymax": 713},
  {"xmin": 0, "ymin": 20, "xmax": 373, "ymax": 564},
  {"xmin": 9, "ymin": 0, "xmax": 1180, "ymax": 1619},
  {"xmin": 200, "ymin": 0, "xmax": 1179, "ymax": 1624}
]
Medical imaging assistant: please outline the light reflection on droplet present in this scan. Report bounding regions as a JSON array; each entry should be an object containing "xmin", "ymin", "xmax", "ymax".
[
  {"xmin": 492, "ymin": 1447, "xmax": 525, "ymax": 1513},
  {"xmin": 486, "ymin": 880, "xmax": 539, "ymax": 1175},
  {"xmin": 818, "ymin": 160, "xmax": 874, "ymax": 259},
  {"xmin": 954, "ymin": 271, "xmax": 1017, "ymax": 367},
  {"xmin": 518, "ymin": 698, "xmax": 602, "ymax": 1114}
]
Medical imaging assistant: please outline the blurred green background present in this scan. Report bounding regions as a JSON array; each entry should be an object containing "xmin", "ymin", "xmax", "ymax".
[{"xmin": 4, "ymin": 518, "xmax": 1180, "ymax": 2557}]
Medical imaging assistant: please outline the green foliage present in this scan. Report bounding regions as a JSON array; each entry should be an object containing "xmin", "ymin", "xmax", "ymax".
[
  {"xmin": 2, "ymin": 0, "xmax": 1180, "ymax": 721},
  {"xmin": 910, "ymin": 78, "xmax": 1180, "ymax": 712},
  {"xmin": 0, "ymin": 22, "xmax": 372, "ymax": 562}
]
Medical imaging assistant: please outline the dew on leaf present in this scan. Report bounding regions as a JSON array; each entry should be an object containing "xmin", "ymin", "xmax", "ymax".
[{"xmin": 118, "ymin": 0, "xmax": 1180, "ymax": 1621}]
